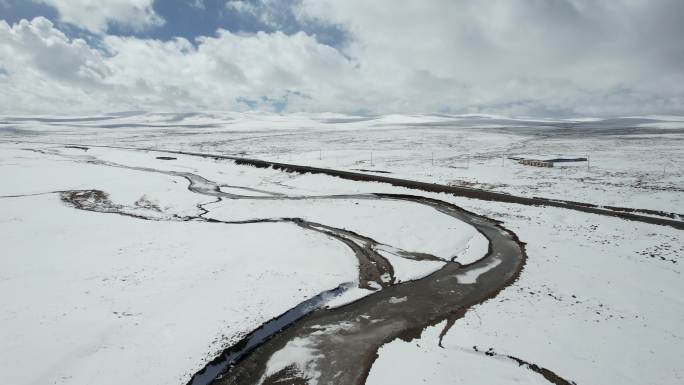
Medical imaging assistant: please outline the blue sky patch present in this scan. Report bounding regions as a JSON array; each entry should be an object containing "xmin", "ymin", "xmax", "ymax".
[{"xmin": 1, "ymin": 0, "xmax": 348, "ymax": 49}]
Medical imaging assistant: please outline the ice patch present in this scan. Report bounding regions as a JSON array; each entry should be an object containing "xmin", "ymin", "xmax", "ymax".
[
  {"xmin": 451, "ymin": 234, "xmax": 489, "ymax": 265},
  {"xmin": 258, "ymin": 336, "xmax": 322, "ymax": 385},
  {"xmin": 325, "ymin": 286, "xmax": 374, "ymax": 309},
  {"xmin": 456, "ymin": 257, "xmax": 502, "ymax": 284},
  {"xmin": 376, "ymin": 248, "xmax": 445, "ymax": 282}
]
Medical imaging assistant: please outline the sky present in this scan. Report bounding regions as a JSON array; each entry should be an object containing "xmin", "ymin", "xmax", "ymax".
[{"xmin": 0, "ymin": 0, "xmax": 682, "ymax": 116}]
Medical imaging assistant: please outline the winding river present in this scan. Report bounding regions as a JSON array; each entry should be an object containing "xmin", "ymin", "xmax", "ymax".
[{"xmin": 44, "ymin": 145, "xmax": 575, "ymax": 385}]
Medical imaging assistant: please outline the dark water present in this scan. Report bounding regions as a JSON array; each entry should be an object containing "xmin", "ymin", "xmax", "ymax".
[{"xmin": 188, "ymin": 282, "xmax": 354, "ymax": 385}]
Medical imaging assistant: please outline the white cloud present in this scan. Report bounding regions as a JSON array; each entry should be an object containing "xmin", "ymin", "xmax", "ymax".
[
  {"xmin": 294, "ymin": 0, "xmax": 684, "ymax": 116},
  {"xmin": 0, "ymin": 17, "xmax": 358, "ymax": 114},
  {"xmin": 225, "ymin": 0, "xmax": 293, "ymax": 30},
  {"xmin": 225, "ymin": 0, "xmax": 257, "ymax": 15},
  {"xmin": 1, "ymin": 1, "xmax": 683, "ymax": 116},
  {"xmin": 33, "ymin": 0, "xmax": 164, "ymax": 34},
  {"xmin": 189, "ymin": 0, "xmax": 206, "ymax": 10},
  {"xmin": 0, "ymin": 17, "xmax": 112, "ymax": 111}
]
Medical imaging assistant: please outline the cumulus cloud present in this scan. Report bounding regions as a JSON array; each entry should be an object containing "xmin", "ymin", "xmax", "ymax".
[
  {"xmin": 0, "ymin": 17, "xmax": 357, "ymax": 114},
  {"xmin": 294, "ymin": 0, "xmax": 684, "ymax": 116},
  {"xmin": 225, "ymin": 0, "xmax": 257, "ymax": 15},
  {"xmin": 226, "ymin": 0, "xmax": 311, "ymax": 32},
  {"xmin": 33, "ymin": 0, "xmax": 163, "ymax": 34},
  {"xmin": 0, "ymin": 17, "xmax": 112, "ymax": 111},
  {"xmin": 1, "ymin": 1, "xmax": 683, "ymax": 116}
]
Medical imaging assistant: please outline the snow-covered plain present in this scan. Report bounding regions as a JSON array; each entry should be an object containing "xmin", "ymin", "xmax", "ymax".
[
  {"xmin": 1, "ymin": 194, "xmax": 354, "ymax": 385},
  {"xmin": 0, "ymin": 137, "xmax": 485, "ymax": 385},
  {"xmin": 0, "ymin": 146, "xmax": 363, "ymax": 385},
  {"xmin": 1, "ymin": 112, "xmax": 683, "ymax": 385},
  {"xmin": 367, "ymin": 195, "xmax": 684, "ymax": 385},
  {"xmin": 2, "ymin": 112, "xmax": 681, "ymax": 212}
]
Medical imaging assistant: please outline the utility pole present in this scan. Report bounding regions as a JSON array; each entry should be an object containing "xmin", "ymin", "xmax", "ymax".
[
  {"xmin": 431, "ymin": 152, "xmax": 434, "ymax": 166},
  {"xmin": 319, "ymin": 149, "xmax": 322, "ymax": 160},
  {"xmin": 587, "ymin": 155, "xmax": 590, "ymax": 172},
  {"xmin": 370, "ymin": 151, "xmax": 374, "ymax": 167}
]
